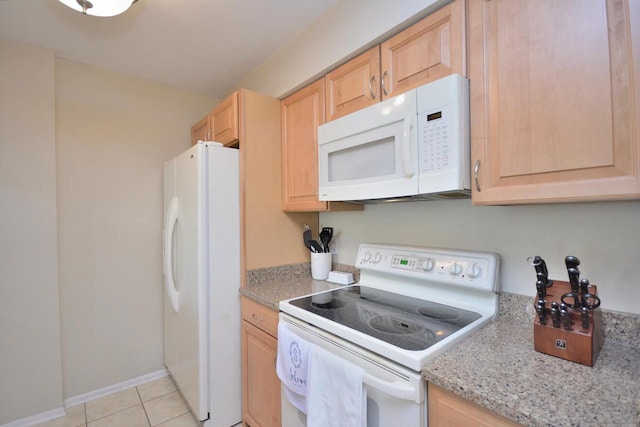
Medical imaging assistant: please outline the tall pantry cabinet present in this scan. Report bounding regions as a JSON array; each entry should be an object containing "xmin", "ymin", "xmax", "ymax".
[{"xmin": 469, "ymin": 0, "xmax": 640, "ymax": 204}]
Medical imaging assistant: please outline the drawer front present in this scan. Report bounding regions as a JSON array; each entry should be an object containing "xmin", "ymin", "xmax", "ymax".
[{"xmin": 241, "ymin": 297, "xmax": 278, "ymax": 337}]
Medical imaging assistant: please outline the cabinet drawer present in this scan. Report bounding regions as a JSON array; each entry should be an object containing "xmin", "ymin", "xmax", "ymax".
[{"xmin": 241, "ymin": 297, "xmax": 278, "ymax": 337}]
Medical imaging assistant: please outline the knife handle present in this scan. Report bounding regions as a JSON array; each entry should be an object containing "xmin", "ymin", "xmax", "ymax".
[
  {"xmin": 581, "ymin": 307, "xmax": 591, "ymax": 330},
  {"xmin": 565, "ymin": 255, "xmax": 580, "ymax": 269},
  {"xmin": 551, "ymin": 307, "xmax": 561, "ymax": 328},
  {"xmin": 579, "ymin": 278, "xmax": 590, "ymax": 295},
  {"xmin": 536, "ymin": 280, "xmax": 546, "ymax": 300},
  {"xmin": 529, "ymin": 256, "xmax": 553, "ymax": 287},
  {"xmin": 567, "ymin": 267, "xmax": 580, "ymax": 293},
  {"xmin": 560, "ymin": 309, "xmax": 572, "ymax": 330},
  {"xmin": 536, "ymin": 304, "xmax": 547, "ymax": 325}
]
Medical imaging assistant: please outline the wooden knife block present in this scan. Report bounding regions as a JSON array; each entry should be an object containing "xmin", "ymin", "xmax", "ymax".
[{"xmin": 533, "ymin": 280, "xmax": 604, "ymax": 366}]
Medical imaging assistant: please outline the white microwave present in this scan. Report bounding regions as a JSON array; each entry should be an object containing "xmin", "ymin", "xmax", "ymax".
[{"xmin": 318, "ymin": 74, "xmax": 470, "ymax": 202}]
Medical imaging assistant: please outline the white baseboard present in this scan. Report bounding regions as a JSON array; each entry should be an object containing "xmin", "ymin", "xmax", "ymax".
[
  {"xmin": 0, "ymin": 369, "xmax": 170, "ymax": 427},
  {"xmin": 1, "ymin": 407, "xmax": 65, "ymax": 427},
  {"xmin": 64, "ymin": 368, "xmax": 169, "ymax": 407}
]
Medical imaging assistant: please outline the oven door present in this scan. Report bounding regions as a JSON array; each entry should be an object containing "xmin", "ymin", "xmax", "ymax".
[
  {"xmin": 317, "ymin": 89, "xmax": 419, "ymax": 202},
  {"xmin": 280, "ymin": 314, "xmax": 426, "ymax": 427}
]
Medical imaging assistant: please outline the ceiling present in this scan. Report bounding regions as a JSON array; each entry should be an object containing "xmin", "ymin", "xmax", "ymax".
[{"xmin": 0, "ymin": 0, "xmax": 340, "ymax": 99}]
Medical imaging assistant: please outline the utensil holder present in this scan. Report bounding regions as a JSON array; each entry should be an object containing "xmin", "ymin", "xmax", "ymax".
[
  {"xmin": 533, "ymin": 280, "xmax": 604, "ymax": 366},
  {"xmin": 311, "ymin": 252, "xmax": 332, "ymax": 280}
]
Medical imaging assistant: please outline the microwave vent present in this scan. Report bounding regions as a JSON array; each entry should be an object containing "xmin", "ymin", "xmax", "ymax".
[{"xmin": 343, "ymin": 189, "xmax": 471, "ymax": 204}]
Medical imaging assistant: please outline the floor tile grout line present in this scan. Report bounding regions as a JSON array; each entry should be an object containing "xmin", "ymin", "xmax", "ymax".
[
  {"xmin": 136, "ymin": 385, "xmax": 153, "ymax": 427},
  {"xmin": 85, "ymin": 401, "xmax": 143, "ymax": 424}
]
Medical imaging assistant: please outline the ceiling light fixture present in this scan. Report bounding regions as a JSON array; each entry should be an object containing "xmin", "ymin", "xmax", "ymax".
[{"xmin": 57, "ymin": 0, "xmax": 138, "ymax": 17}]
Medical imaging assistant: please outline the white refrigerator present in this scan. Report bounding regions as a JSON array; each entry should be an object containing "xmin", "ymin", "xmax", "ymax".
[{"xmin": 163, "ymin": 142, "xmax": 241, "ymax": 426}]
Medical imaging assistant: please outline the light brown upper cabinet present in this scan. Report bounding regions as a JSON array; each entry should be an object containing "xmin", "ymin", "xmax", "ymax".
[
  {"xmin": 282, "ymin": 79, "xmax": 327, "ymax": 211},
  {"xmin": 211, "ymin": 91, "xmax": 239, "ymax": 146},
  {"xmin": 281, "ymin": 79, "xmax": 363, "ymax": 212},
  {"xmin": 324, "ymin": 0, "xmax": 466, "ymax": 122},
  {"xmin": 469, "ymin": 0, "xmax": 640, "ymax": 205},
  {"xmin": 379, "ymin": 0, "xmax": 466, "ymax": 100},
  {"xmin": 189, "ymin": 92, "xmax": 239, "ymax": 147},
  {"xmin": 325, "ymin": 46, "xmax": 381, "ymax": 122},
  {"xmin": 190, "ymin": 114, "xmax": 211, "ymax": 146}
]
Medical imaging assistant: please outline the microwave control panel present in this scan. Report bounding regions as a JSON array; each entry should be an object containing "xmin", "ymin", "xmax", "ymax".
[
  {"xmin": 420, "ymin": 105, "xmax": 454, "ymax": 172},
  {"xmin": 416, "ymin": 74, "xmax": 469, "ymax": 180}
]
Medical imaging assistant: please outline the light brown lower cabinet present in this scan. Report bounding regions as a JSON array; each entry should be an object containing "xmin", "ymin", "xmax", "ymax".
[
  {"xmin": 241, "ymin": 297, "xmax": 281, "ymax": 427},
  {"xmin": 428, "ymin": 384, "xmax": 521, "ymax": 427}
]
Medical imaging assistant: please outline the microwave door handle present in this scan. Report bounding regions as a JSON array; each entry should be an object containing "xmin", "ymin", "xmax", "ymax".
[{"xmin": 401, "ymin": 116, "xmax": 415, "ymax": 178}]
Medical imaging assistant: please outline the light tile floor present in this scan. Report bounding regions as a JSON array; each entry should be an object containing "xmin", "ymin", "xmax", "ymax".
[{"xmin": 35, "ymin": 376, "xmax": 203, "ymax": 427}]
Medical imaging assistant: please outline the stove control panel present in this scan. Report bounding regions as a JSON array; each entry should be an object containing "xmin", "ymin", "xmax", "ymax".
[{"xmin": 356, "ymin": 243, "xmax": 500, "ymax": 292}]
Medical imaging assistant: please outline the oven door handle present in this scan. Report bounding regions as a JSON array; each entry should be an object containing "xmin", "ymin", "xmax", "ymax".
[{"xmin": 363, "ymin": 372, "xmax": 420, "ymax": 403}]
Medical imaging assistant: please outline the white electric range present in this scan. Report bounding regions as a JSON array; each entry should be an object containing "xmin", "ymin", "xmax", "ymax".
[{"xmin": 278, "ymin": 243, "xmax": 500, "ymax": 426}]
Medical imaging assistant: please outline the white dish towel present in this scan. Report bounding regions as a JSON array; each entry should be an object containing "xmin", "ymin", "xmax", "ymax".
[
  {"xmin": 307, "ymin": 344, "xmax": 367, "ymax": 427},
  {"xmin": 276, "ymin": 322, "xmax": 311, "ymax": 413}
]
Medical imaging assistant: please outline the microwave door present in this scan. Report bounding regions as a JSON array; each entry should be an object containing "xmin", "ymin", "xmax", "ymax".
[{"xmin": 318, "ymin": 92, "xmax": 419, "ymax": 202}]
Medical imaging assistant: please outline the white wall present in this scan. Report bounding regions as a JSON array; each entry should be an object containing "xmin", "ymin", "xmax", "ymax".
[
  {"xmin": 322, "ymin": 200, "xmax": 640, "ymax": 314},
  {"xmin": 236, "ymin": 0, "xmax": 450, "ymax": 98},
  {"xmin": 55, "ymin": 58, "xmax": 218, "ymax": 398},
  {"xmin": 237, "ymin": 0, "xmax": 640, "ymax": 315},
  {"xmin": 0, "ymin": 40, "xmax": 64, "ymax": 424}
]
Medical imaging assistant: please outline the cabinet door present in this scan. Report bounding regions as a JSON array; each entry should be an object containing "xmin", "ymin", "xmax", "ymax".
[
  {"xmin": 380, "ymin": 0, "xmax": 465, "ymax": 99},
  {"xmin": 212, "ymin": 92, "xmax": 239, "ymax": 146},
  {"xmin": 325, "ymin": 46, "xmax": 381, "ymax": 122},
  {"xmin": 281, "ymin": 79, "xmax": 328, "ymax": 211},
  {"xmin": 428, "ymin": 384, "xmax": 520, "ymax": 427},
  {"xmin": 241, "ymin": 320, "xmax": 281, "ymax": 427},
  {"xmin": 190, "ymin": 114, "xmax": 211, "ymax": 146},
  {"xmin": 469, "ymin": 0, "xmax": 640, "ymax": 204}
]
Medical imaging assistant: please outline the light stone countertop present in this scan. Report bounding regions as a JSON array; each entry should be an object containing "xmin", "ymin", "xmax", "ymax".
[
  {"xmin": 423, "ymin": 293, "xmax": 640, "ymax": 427},
  {"xmin": 240, "ymin": 266, "xmax": 640, "ymax": 426}
]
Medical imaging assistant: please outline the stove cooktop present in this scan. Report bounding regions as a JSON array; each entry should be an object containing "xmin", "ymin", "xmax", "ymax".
[
  {"xmin": 288, "ymin": 285, "xmax": 481, "ymax": 351},
  {"xmin": 280, "ymin": 243, "xmax": 500, "ymax": 371}
]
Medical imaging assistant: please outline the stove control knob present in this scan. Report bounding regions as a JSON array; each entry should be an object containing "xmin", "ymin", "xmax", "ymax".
[
  {"xmin": 373, "ymin": 252, "xmax": 382, "ymax": 264},
  {"xmin": 362, "ymin": 251, "xmax": 371, "ymax": 262},
  {"xmin": 467, "ymin": 263, "xmax": 482, "ymax": 279},
  {"xmin": 449, "ymin": 262, "xmax": 463, "ymax": 276},
  {"xmin": 422, "ymin": 258, "xmax": 435, "ymax": 272}
]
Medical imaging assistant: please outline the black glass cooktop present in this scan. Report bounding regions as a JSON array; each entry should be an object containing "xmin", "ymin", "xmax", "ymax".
[{"xmin": 288, "ymin": 285, "xmax": 481, "ymax": 351}]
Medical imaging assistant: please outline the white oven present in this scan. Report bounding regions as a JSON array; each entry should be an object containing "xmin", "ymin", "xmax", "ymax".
[
  {"xmin": 278, "ymin": 243, "xmax": 500, "ymax": 427},
  {"xmin": 317, "ymin": 74, "xmax": 470, "ymax": 203}
]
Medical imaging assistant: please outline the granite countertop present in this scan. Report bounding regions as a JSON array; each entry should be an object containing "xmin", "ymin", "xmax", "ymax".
[
  {"xmin": 241, "ymin": 265, "xmax": 640, "ymax": 426},
  {"xmin": 423, "ymin": 294, "xmax": 640, "ymax": 427},
  {"xmin": 240, "ymin": 262, "xmax": 358, "ymax": 310}
]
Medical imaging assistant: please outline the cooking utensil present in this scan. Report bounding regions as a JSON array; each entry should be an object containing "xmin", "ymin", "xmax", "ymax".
[
  {"xmin": 310, "ymin": 240, "xmax": 323, "ymax": 253},
  {"xmin": 303, "ymin": 224, "xmax": 319, "ymax": 253},
  {"xmin": 319, "ymin": 227, "xmax": 333, "ymax": 253},
  {"xmin": 578, "ymin": 278, "xmax": 601, "ymax": 309}
]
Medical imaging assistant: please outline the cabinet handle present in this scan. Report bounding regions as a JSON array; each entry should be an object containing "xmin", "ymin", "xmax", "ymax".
[
  {"xmin": 474, "ymin": 160, "xmax": 481, "ymax": 192},
  {"xmin": 369, "ymin": 75, "xmax": 377, "ymax": 100},
  {"xmin": 251, "ymin": 313, "xmax": 264, "ymax": 322},
  {"xmin": 381, "ymin": 71, "xmax": 388, "ymax": 97}
]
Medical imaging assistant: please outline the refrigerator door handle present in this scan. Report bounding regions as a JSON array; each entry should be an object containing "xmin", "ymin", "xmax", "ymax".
[{"xmin": 163, "ymin": 196, "xmax": 180, "ymax": 313}]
